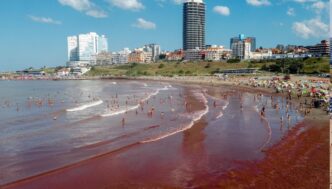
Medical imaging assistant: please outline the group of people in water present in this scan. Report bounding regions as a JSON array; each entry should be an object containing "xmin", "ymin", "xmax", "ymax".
[
  {"xmin": 109, "ymin": 91, "xmax": 184, "ymax": 126},
  {"xmin": 1, "ymin": 83, "xmax": 314, "ymax": 130}
]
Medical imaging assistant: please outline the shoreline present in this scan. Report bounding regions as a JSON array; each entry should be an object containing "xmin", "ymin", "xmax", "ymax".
[{"xmin": 1, "ymin": 78, "xmax": 329, "ymax": 189}]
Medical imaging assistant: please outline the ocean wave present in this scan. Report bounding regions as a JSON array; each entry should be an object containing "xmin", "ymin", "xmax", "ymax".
[
  {"xmin": 66, "ymin": 100, "xmax": 103, "ymax": 112},
  {"xmin": 216, "ymin": 112, "xmax": 224, "ymax": 119},
  {"xmin": 100, "ymin": 86, "xmax": 168, "ymax": 118},
  {"xmin": 140, "ymin": 92, "xmax": 209, "ymax": 144},
  {"xmin": 222, "ymin": 101, "xmax": 229, "ymax": 110},
  {"xmin": 254, "ymin": 105, "xmax": 259, "ymax": 113},
  {"xmin": 100, "ymin": 105, "xmax": 139, "ymax": 117}
]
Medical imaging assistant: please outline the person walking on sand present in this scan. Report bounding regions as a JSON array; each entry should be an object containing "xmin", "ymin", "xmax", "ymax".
[
  {"xmin": 122, "ymin": 118, "xmax": 125, "ymax": 126},
  {"xmin": 260, "ymin": 106, "xmax": 266, "ymax": 117},
  {"xmin": 287, "ymin": 114, "xmax": 291, "ymax": 123}
]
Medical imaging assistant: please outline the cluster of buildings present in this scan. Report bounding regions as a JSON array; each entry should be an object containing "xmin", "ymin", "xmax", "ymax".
[
  {"xmin": 179, "ymin": 0, "xmax": 329, "ymax": 61},
  {"xmin": 164, "ymin": 46, "xmax": 231, "ymax": 62},
  {"xmin": 66, "ymin": 32, "xmax": 161, "ymax": 67},
  {"xmin": 64, "ymin": 0, "xmax": 330, "ymax": 70},
  {"xmin": 112, "ymin": 44, "xmax": 161, "ymax": 64}
]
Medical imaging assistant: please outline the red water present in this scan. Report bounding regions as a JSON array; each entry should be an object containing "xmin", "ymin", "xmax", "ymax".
[{"xmin": 1, "ymin": 83, "xmax": 306, "ymax": 189}]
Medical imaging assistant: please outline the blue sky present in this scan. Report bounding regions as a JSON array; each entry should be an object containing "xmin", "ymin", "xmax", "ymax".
[{"xmin": 0, "ymin": 0, "xmax": 329, "ymax": 71}]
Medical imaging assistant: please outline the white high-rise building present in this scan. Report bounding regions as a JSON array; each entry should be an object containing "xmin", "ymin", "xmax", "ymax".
[
  {"xmin": 67, "ymin": 36, "xmax": 78, "ymax": 61},
  {"xmin": 231, "ymin": 40, "xmax": 251, "ymax": 60},
  {"xmin": 143, "ymin": 44, "xmax": 161, "ymax": 62},
  {"xmin": 67, "ymin": 32, "xmax": 108, "ymax": 67}
]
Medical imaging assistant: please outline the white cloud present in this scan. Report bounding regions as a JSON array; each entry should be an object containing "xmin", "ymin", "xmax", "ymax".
[
  {"xmin": 85, "ymin": 10, "xmax": 107, "ymax": 18},
  {"xmin": 293, "ymin": 0, "xmax": 318, "ymax": 3},
  {"xmin": 287, "ymin": 8, "xmax": 295, "ymax": 16},
  {"xmin": 58, "ymin": 0, "xmax": 107, "ymax": 18},
  {"xmin": 107, "ymin": 0, "xmax": 144, "ymax": 11},
  {"xmin": 133, "ymin": 18, "xmax": 156, "ymax": 30},
  {"xmin": 213, "ymin": 6, "xmax": 230, "ymax": 16},
  {"xmin": 311, "ymin": 1, "xmax": 328, "ymax": 14},
  {"xmin": 246, "ymin": 0, "xmax": 271, "ymax": 6},
  {"xmin": 172, "ymin": 0, "xmax": 185, "ymax": 4},
  {"xmin": 292, "ymin": 18, "xmax": 328, "ymax": 39},
  {"xmin": 58, "ymin": 0, "xmax": 91, "ymax": 11},
  {"xmin": 28, "ymin": 15, "xmax": 62, "ymax": 25},
  {"xmin": 155, "ymin": 0, "xmax": 166, "ymax": 7}
]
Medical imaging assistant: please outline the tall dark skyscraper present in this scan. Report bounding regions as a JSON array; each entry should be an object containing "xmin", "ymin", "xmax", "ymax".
[{"xmin": 183, "ymin": 0, "xmax": 205, "ymax": 50}]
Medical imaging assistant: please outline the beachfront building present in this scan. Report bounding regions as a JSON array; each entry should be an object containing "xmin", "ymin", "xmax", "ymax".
[
  {"xmin": 143, "ymin": 44, "xmax": 161, "ymax": 62},
  {"xmin": 249, "ymin": 49, "xmax": 273, "ymax": 60},
  {"xmin": 95, "ymin": 52, "xmax": 112, "ymax": 65},
  {"xmin": 204, "ymin": 45, "xmax": 232, "ymax": 61},
  {"xmin": 112, "ymin": 48, "xmax": 131, "ymax": 64},
  {"xmin": 16, "ymin": 69, "xmax": 46, "ymax": 76},
  {"xmin": 72, "ymin": 67, "xmax": 90, "ymax": 76},
  {"xmin": 56, "ymin": 68, "xmax": 71, "ymax": 77},
  {"xmin": 128, "ymin": 49, "xmax": 144, "ymax": 63},
  {"xmin": 230, "ymin": 35, "xmax": 256, "ymax": 52},
  {"xmin": 306, "ymin": 40, "xmax": 330, "ymax": 57},
  {"xmin": 286, "ymin": 45, "xmax": 297, "ymax": 52},
  {"xmin": 276, "ymin": 44, "xmax": 285, "ymax": 53},
  {"xmin": 166, "ymin": 49, "xmax": 185, "ymax": 61},
  {"xmin": 128, "ymin": 49, "xmax": 153, "ymax": 64},
  {"xmin": 185, "ymin": 48, "xmax": 204, "ymax": 61},
  {"xmin": 183, "ymin": 0, "xmax": 205, "ymax": 51},
  {"xmin": 67, "ymin": 32, "xmax": 108, "ymax": 67},
  {"xmin": 231, "ymin": 39, "xmax": 251, "ymax": 60}
]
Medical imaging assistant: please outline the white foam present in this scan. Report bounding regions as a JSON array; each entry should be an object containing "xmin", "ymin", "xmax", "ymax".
[
  {"xmin": 101, "ymin": 105, "xmax": 139, "ymax": 117},
  {"xmin": 254, "ymin": 105, "xmax": 259, "ymax": 113},
  {"xmin": 140, "ymin": 92, "xmax": 209, "ymax": 144},
  {"xmin": 222, "ymin": 101, "xmax": 229, "ymax": 110},
  {"xmin": 112, "ymin": 82, "xmax": 117, "ymax": 85},
  {"xmin": 216, "ymin": 112, "xmax": 224, "ymax": 119},
  {"xmin": 100, "ymin": 86, "xmax": 167, "ymax": 118},
  {"xmin": 66, "ymin": 100, "xmax": 103, "ymax": 112}
]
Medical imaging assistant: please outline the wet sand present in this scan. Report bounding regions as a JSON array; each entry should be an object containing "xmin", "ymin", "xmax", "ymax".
[
  {"xmin": 216, "ymin": 109, "xmax": 329, "ymax": 189},
  {"xmin": 2, "ymin": 83, "xmax": 329, "ymax": 189}
]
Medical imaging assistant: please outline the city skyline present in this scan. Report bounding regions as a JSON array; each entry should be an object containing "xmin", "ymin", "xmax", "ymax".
[{"xmin": 0, "ymin": 0, "xmax": 329, "ymax": 71}]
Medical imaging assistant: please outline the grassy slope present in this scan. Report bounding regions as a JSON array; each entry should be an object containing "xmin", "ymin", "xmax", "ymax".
[
  {"xmin": 86, "ymin": 57, "xmax": 330, "ymax": 77},
  {"xmin": 87, "ymin": 62, "xmax": 250, "ymax": 77},
  {"xmin": 302, "ymin": 57, "xmax": 329, "ymax": 74}
]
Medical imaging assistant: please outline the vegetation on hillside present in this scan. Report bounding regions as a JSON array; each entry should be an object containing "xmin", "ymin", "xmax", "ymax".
[
  {"xmin": 260, "ymin": 57, "xmax": 329, "ymax": 74},
  {"xmin": 85, "ymin": 57, "xmax": 329, "ymax": 77},
  {"xmin": 86, "ymin": 61, "xmax": 250, "ymax": 77}
]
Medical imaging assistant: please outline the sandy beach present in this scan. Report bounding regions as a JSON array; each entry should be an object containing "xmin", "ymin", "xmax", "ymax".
[{"xmin": 0, "ymin": 77, "xmax": 329, "ymax": 189}]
